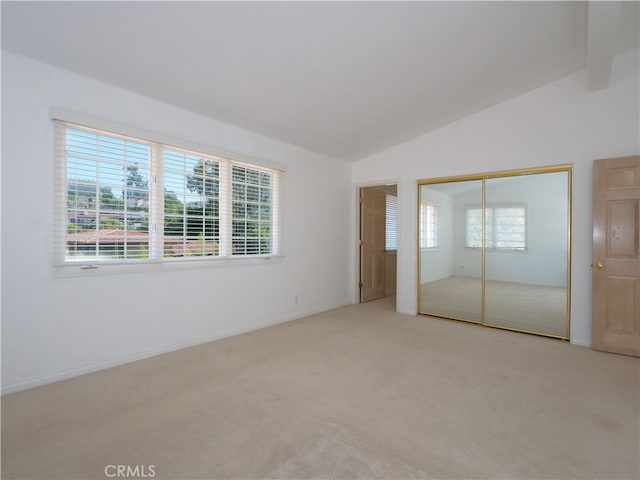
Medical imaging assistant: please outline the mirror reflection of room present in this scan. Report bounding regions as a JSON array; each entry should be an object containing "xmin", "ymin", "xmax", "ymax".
[
  {"xmin": 420, "ymin": 179, "xmax": 483, "ymax": 322},
  {"xmin": 419, "ymin": 168, "xmax": 570, "ymax": 339}
]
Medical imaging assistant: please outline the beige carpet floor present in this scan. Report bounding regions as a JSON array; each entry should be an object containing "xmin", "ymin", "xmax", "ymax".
[
  {"xmin": 2, "ymin": 297, "xmax": 639, "ymax": 479},
  {"xmin": 421, "ymin": 276, "xmax": 567, "ymax": 337}
]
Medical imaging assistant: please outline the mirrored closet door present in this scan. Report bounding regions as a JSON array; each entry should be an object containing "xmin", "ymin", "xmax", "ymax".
[
  {"xmin": 418, "ymin": 166, "xmax": 571, "ymax": 339},
  {"xmin": 419, "ymin": 179, "xmax": 483, "ymax": 322}
]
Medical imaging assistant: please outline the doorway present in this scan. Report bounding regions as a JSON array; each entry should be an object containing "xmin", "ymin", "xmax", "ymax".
[{"xmin": 359, "ymin": 184, "xmax": 398, "ymax": 303}]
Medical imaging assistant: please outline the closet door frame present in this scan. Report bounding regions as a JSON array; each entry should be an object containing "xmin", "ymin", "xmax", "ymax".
[{"xmin": 417, "ymin": 164, "xmax": 572, "ymax": 339}]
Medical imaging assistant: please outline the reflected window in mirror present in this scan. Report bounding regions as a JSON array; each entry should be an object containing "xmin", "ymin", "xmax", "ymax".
[
  {"xmin": 420, "ymin": 202, "xmax": 439, "ymax": 249},
  {"xmin": 465, "ymin": 204, "xmax": 527, "ymax": 250}
]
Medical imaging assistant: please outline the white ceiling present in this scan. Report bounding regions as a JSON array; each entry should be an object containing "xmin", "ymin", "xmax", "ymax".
[{"xmin": 2, "ymin": 1, "xmax": 638, "ymax": 161}]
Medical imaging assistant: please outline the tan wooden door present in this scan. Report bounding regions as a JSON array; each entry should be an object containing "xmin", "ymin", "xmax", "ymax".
[
  {"xmin": 360, "ymin": 187, "xmax": 386, "ymax": 302},
  {"xmin": 592, "ymin": 156, "xmax": 640, "ymax": 356}
]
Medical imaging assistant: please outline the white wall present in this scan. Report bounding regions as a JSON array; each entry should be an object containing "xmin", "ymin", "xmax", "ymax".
[
  {"xmin": 351, "ymin": 47, "xmax": 640, "ymax": 347},
  {"xmin": 1, "ymin": 52, "xmax": 351, "ymax": 393}
]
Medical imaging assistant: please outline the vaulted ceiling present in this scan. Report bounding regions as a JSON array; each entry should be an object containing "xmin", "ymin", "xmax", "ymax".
[{"xmin": 2, "ymin": 1, "xmax": 638, "ymax": 161}]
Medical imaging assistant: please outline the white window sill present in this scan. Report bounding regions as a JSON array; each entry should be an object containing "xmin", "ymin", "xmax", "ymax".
[{"xmin": 53, "ymin": 255, "xmax": 285, "ymax": 278}]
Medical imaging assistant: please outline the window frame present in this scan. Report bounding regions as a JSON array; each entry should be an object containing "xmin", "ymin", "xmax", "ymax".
[{"xmin": 53, "ymin": 109, "xmax": 284, "ymax": 273}]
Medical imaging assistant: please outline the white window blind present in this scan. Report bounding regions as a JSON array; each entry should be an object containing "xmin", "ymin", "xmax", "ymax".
[
  {"xmin": 62, "ymin": 126, "xmax": 152, "ymax": 261},
  {"xmin": 54, "ymin": 120, "xmax": 282, "ymax": 266},
  {"xmin": 162, "ymin": 149, "xmax": 222, "ymax": 258},
  {"xmin": 385, "ymin": 194, "xmax": 398, "ymax": 251},
  {"xmin": 232, "ymin": 165, "xmax": 275, "ymax": 255},
  {"xmin": 466, "ymin": 205, "xmax": 526, "ymax": 250},
  {"xmin": 466, "ymin": 208, "xmax": 485, "ymax": 249},
  {"xmin": 420, "ymin": 202, "xmax": 438, "ymax": 249}
]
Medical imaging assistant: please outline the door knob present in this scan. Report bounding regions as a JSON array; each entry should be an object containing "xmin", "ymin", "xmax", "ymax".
[{"xmin": 596, "ymin": 262, "xmax": 606, "ymax": 269}]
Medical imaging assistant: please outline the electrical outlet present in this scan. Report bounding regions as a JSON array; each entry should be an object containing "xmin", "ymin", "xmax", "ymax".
[{"xmin": 294, "ymin": 295, "xmax": 299, "ymax": 304}]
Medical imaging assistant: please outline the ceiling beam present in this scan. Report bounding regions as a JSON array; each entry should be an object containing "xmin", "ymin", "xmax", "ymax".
[{"xmin": 586, "ymin": 1, "xmax": 622, "ymax": 91}]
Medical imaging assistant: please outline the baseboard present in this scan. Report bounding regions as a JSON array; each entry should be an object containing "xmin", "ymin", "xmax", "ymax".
[
  {"xmin": 1, "ymin": 325, "xmax": 266, "ymax": 395},
  {"xmin": 1, "ymin": 299, "xmax": 351, "ymax": 395},
  {"xmin": 570, "ymin": 339, "xmax": 591, "ymax": 348},
  {"xmin": 279, "ymin": 299, "xmax": 350, "ymax": 323}
]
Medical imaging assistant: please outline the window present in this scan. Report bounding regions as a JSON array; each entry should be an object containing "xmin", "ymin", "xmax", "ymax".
[
  {"xmin": 420, "ymin": 202, "xmax": 438, "ymax": 249},
  {"xmin": 465, "ymin": 208, "xmax": 484, "ymax": 249},
  {"xmin": 232, "ymin": 165, "xmax": 274, "ymax": 255},
  {"xmin": 162, "ymin": 150, "xmax": 220, "ymax": 258},
  {"xmin": 466, "ymin": 205, "xmax": 526, "ymax": 250},
  {"xmin": 385, "ymin": 194, "xmax": 398, "ymax": 251},
  {"xmin": 56, "ymin": 120, "xmax": 281, "ymax": 265}
]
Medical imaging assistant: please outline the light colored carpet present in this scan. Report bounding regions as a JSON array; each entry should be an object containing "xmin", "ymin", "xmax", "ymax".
[
  {"xmin": 2, "ymin": 297, "xmax": 639, "ymax": 479},
  {"xmin": 421, "ymin": 276, "xmax": 567, "ymax": 337}
]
